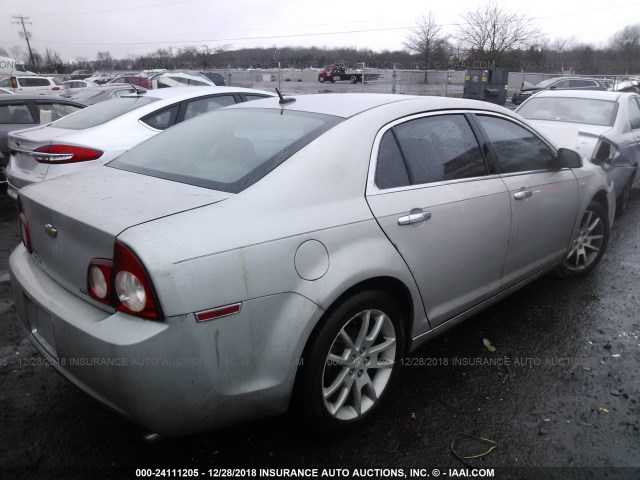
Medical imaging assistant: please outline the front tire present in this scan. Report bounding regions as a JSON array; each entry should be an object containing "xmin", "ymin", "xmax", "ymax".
[
  {"xmin": 297, "ymin": 290, "xmax": 405, "ymax": 433},
  {"xmin": 556, "ymin": 201, "xmax": 609, "ymax": 278}
]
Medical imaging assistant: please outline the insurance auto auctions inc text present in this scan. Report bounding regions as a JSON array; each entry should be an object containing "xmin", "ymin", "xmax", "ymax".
[{"xmin": 252, "ymin": 468, "xmax": 495, "ymax": 478}]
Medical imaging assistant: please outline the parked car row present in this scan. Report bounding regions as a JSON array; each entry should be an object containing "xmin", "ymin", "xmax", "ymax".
[{"xmin": 7, "ymin": 86, "xmax": 629, "ymax": 437}]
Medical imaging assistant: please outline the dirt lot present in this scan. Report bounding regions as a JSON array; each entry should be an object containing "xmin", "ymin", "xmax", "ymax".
[{"xmin": 0, "ymin": 190, "xmax": 638, "ymax": 480}]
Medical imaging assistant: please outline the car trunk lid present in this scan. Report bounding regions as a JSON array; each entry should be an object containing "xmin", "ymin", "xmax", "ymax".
[
  {"xmin": 9, "ymin": 125, "xmax": 88, "ymax": 185},
  {"xmin": 19, "ymin": 166, "xmax": 229, "ymax": 309}
]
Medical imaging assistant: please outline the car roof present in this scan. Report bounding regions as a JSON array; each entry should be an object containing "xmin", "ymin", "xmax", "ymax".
[
  {"xmin": 528, "ymin": 90, "xmax": 630, "ymax": 101},
  {"xmin": 127, "ymin": 86, "xmax": 276, "ymax": 102},
  {"xmin": 229, "ymin": 93, "xmax": 514, "ymax": 119}
]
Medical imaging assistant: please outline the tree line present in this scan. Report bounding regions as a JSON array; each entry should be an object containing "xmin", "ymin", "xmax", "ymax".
[{"xmin": 2, "ymin": 1, "xmax": 639, "ymax": 79}]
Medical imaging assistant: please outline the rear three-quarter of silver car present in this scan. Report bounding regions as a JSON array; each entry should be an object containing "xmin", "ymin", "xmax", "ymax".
[{"xmin": 10, "ymin": 94, "xmax": 615, "ymax": 435}]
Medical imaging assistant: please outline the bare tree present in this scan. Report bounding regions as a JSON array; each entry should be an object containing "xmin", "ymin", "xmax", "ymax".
[
  {"xmin": 610, "ymin": 24, "xmax": 640, "ymax": 52},
  {"xmin": 457, "ymin": 1, "xmax": 539, "ymax": 65},
  {"xmin": 96, "ymin": 51, "xmax": 113, "ymax": 71},
  {"xmin": 403, "ymin": 13, "xmax": 442, "ymax": 82}
]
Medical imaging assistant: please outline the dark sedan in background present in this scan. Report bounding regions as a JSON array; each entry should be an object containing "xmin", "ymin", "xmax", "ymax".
[
  {"xmin": 0, "ymin": 95, "xmax": 85, "ymax": 181},
  {"xmin": 512, "ymin": 77, "xmax": 607, "ymax": 105}
]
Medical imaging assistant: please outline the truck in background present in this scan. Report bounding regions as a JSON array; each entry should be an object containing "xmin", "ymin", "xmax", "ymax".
[{"xmin": 317, "ymin": 62, "xmax": 382, "ymax": 84}]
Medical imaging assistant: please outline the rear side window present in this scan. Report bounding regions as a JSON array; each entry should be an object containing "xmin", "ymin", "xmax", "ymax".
[
  {"xmin": 183, "ymin": 95, "xmax": 236, "ymax": 121},
  {"xmin": 110, "ymin": 109, "xmax": 342, "ymax": 193},
  {"xmin": 0, "ymin": 104, "xmax": 34, "ymax": 124},
  {"xmin": 375, "ymin": 114, "xmax": 486, "ymax": 189},
  {"xmin": 141, "ymin": 105, "xmax": 179, "ymax": 130},
  {"xmin": 19, "ymin": 77, "xmax": 51, "ymax": 87},
  {"xmin": 53, "ymin": 96, "xmax": 159, "ymax": 129},
  {"xmin": 375, "ymin": 131, "xmax": 410, "ymax": 189},
  {"xmin": 476, "ymin": 115, "xmax": 555, "ymax": 173}
]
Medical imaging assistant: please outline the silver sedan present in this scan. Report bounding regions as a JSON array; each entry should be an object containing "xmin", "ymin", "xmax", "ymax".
[{"xmin": 10, "ymin": 94, "xmax": 615, "ymax": 435}]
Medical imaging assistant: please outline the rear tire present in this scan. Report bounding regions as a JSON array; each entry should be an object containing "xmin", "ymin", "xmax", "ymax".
[
  {"xmin": 296, "ymin": 290, "xmax": 405, "ymax": 434},
  {"xmin": 556, "ymin": 201, "xmax": 609, "ymax": 278}
]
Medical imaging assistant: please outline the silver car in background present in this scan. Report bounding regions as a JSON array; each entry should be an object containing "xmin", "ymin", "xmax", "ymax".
[
  {"xmin": 10, "ymin": 94, "xmax": 615, "ymax": 436},
  {"xmin": 516, "ymin": 90, "xmax": 640, "ymax": 214}
]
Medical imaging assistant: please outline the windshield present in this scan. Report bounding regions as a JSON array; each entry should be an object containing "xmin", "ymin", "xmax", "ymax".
[
  {"xmin": 71, "ymin": 88, "xmax": 107, "ymax": 100},
  {"xmin": 53, "ymin": 96, "xmax": 158, "ymax": 129},
  {"xmin": 109, "ymin": 109, "xmax": 342, "ymax": 193},
  {"xmin": 517, "ymin": 97, "xmax": 618, "ymax": 126}
]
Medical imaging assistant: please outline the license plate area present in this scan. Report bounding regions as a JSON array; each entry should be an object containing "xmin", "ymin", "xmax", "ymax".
[{"xmin": 24, "ymin": 294, "xmax": 58, "ymax": 358}]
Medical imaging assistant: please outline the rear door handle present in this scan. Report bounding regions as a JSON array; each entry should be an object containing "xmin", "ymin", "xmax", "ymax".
[
  {"xmin": 514, "ymin": 190, "xmax": 532, "ymax": 200},
  {"xmin": 398, "ymin": 211, "xmax": 431, "ymax": 225}
]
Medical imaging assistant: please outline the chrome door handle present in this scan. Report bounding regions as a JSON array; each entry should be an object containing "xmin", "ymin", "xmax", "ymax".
[
  {"xmin": 514, "ymin": 190, "xmax": 532, "ymax": 200},
  {"xmin": 398, "ymin": 211, "xmax": 431, "ymax": 225}
]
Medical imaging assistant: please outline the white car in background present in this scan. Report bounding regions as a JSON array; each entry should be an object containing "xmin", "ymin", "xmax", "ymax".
[
  {"xmin": 516, "ymin": 90, "xmax": 640, "ymax": 215},
  {"xmin": 0, "ymin": 75, "xmax": 63, "ymax": 95},
  {"xmin": 6, "ymin": 86, "xmax": 275, "ymax": 199},
  {"xmin": 60, "ymin": 80, "xmax": 98, "ymax": 96}
]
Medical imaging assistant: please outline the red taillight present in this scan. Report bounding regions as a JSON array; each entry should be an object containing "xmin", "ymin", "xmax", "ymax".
[
  {"xmin": 52, "ymin": 86, "xmax": 60, "ymax": 91},
  {"xmin": 87, "ymin": 242, "xmax": 162, "ymax": 319},
  {"xmin": 33, "ymin": 145, "xmax": 103, "ymax": 164},
  {"xmin": 10, "ymin": 77, "xmax": 17, "ymax": 89},
  {"xmin": 113, "ymin": 241, "xmax": 162, "ymax": 320},
  {"xmin": 88, "ymin": 259, "xmax": 113, "ymax": 305},
  {"xmin": 17, "ymin": 198, "xmax": 32, "ymax": 254}
]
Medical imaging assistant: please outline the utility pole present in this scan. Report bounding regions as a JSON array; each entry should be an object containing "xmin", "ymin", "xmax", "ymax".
[{"xmin": 12, "ymin": 15, "xmax": 35, "ymax": 68}]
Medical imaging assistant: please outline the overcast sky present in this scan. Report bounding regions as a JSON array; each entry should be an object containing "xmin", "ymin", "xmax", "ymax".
[{"xmin": 1, "ymin": 0, "xmax": 639, "ymax": 62}]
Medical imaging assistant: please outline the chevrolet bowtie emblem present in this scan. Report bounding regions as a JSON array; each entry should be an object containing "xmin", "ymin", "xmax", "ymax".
[{"xmin": 44, "ymin": 223, "xmax": 58, "ymax": 238}]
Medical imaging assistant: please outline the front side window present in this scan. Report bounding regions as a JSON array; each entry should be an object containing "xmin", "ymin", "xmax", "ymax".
[
  {"xmin": 110, "ymin": 109, "xmax": 341, "ymax": 193},
  {"xmin": 376, "ymin": 114, "xmax": 486, "ymax": 189},
  {"xmin": 476, "ymin": 115, "xmax": 555, "ymax": 173}
]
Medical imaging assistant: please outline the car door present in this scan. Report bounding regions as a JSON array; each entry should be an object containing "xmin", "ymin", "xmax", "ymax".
[
  {"xmin": 473, "ymin": 114, "xmax": 579, "ymax": 288},
  {"xmin": 366, "ymin": 112, "xmax": 511, "ymax": 326}
]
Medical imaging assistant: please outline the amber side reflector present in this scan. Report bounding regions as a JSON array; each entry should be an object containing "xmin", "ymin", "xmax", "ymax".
[{"xmin": 196, "ymin": 303, "xmax": 241, "ymax": 323}]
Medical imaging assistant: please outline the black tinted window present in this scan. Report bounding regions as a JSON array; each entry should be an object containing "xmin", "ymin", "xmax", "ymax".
[
  {"xmin": 20, "ymin": 77, "xmax": 50, "ymax": 87},
  {"xmin": 393, "ymin": 115, "xmax": 486, "ymax": 184},
  {"xmin": 477, "ymin": 115, "xmax": 555, "ymax": 173},
  {"xmin": 141, "ymin": 105, "xmax": 179, "ymax": 130},
  {"xmin": 375, "ymin": 131, "xmax": 410, "ymax": 189}
]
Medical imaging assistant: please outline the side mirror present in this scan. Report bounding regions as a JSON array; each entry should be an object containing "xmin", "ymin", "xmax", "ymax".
[{"xmin": 557, "ymin": 148, "xmax": 582, "ymax": 169}]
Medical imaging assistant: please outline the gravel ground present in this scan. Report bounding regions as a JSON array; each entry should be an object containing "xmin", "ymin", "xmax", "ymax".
[{"xmin": 0, "ymin": 187, "xmax": 638, "ymax": 480}]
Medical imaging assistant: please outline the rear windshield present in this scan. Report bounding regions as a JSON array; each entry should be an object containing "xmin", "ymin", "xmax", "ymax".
[
  {"xmin": 53, "ymin": 96, "xmax": 159, "ymax": 129},
  {"xmin": 517, "ymin": 97, "xmax": 618, "ymax": 126},
  {"xmin": 109, "ymin": 109, "xmax": 342, "ymax": 193},
  {"xmin": 70, "ymin": 88, "xmax": 105, "ymax": 100}
]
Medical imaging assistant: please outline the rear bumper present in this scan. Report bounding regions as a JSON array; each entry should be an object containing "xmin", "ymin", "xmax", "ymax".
[{"xmin": 10, "ymin": 244, "xmax": 323, "ymax": 435}]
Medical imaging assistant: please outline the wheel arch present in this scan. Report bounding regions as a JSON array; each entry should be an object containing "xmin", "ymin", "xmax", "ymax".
[{"xmin": 289, "ymin": 275, "xmax": 415, "ymax": 406}]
